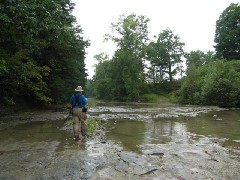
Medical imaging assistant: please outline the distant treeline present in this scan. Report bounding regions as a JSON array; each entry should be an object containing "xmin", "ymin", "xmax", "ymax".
[
  {"xmin": 91, "ymin": 3, "xmax": 240, "ymax": 108},
  {"xmin": 0, "ymin": 0, "xmax": 89, "ymax": 106}
]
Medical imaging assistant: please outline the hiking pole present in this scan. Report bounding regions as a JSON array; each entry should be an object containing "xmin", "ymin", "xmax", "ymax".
[
  {"xmin": 57, "ymin": 114, "xmax": 70, "ymax": 128},
  {"xmin": 57, "ymin": 107, "xmax": 72, "ymax": 128}
]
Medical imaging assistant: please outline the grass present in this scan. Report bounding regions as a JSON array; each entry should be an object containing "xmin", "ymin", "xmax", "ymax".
[
  {"xmin": 140, "ymin": 93, "xmax": 178, "ymax": 103},
  {"xmin": 87, "ymin": 118, "xmax": 98, "ymax": 135},
  {"xmin": 63, "ymin": 117, "xmax": 98, "ymax": 136},
  {"xmin": 87, "ymin": 99, "xmax": 100, "ymax": 135},
  {"xmin": 87, "ymin": 98, "xmax": 100, "ymax": 107},
  {"xmin": 141, "ymin": 93, "xmax": 160, "ymax": 103}
]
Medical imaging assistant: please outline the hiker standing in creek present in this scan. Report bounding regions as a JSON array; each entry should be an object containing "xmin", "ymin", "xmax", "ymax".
[{"xmin": 70, "ymin": 86, "xmax": 88, "ymax": 141}]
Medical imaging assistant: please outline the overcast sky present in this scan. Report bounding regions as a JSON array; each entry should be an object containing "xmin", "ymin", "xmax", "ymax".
[{"xmin": 72, "ymin": 0, "xmax": 239, "ymax": 78}]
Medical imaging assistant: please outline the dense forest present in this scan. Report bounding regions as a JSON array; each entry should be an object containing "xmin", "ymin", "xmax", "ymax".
[
  {"xmin": 92, "ymin": 3, "xmax": 240, "ymax": 108},
  {"xmin": 0, "ymin": 1, "xmax": 239, "ymax": 108},
  {"xmin": 0, "ymin": 0, "xmax": 89, "ymax": 107}
]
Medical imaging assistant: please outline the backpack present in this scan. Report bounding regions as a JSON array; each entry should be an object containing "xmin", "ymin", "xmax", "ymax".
[{"xmin": 72, "ymin": 93, "xmax": 87, "ymax": 113}]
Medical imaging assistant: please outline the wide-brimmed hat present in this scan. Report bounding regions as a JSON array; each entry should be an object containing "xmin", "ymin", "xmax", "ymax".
[{"xmin": 75, "ymin": 86, "xmax": 84, "ymax": 91}]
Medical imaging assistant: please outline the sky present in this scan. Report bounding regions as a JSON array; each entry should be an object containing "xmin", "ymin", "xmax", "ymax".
[{"xmin": 72, "ymin": 0, "xmax": 239, "ymax": 78}]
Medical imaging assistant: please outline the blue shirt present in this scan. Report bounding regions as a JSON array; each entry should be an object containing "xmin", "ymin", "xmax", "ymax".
[{"xmin": 70, "ymin": 92, "xmax": 88, "ymax": 108}]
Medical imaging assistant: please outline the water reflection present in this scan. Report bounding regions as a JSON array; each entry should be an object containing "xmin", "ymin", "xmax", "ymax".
[
  {"xmin": 104, "ymin": 108, "xmax": 240, "ymax": 152},
  {"xmin": 0, "ymin": 120, "xmax": 84, "ymax": 152},
  {"xmin": 105, "ymin": 120, "xmax": 145, "ymax": 152},
  {"xmin": 0, "ymin": 121, "xmax": 69, "ymax": 142},
  {"xmin": 0, "ymin": 104, "xmax": 239, "ymax": 154},
  {"xmin": 105, "ymin": 119, "xmax": 190, "ymax": 152},
  {"xmin": 186, "ymin": 110, "xmax": 240, "ymax": 140}
]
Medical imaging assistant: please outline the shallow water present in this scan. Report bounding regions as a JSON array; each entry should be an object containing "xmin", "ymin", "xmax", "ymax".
[
  {"xmin": 97, "ymin": 104, "xmax": 240, "ymax": 152},
  {"xmin": 0, "ymin": 103, "xmax": 240, "ymax": 179},
  {"xmin": 1, "ymin": 104, "xmax": 239, "ymax": 153}
]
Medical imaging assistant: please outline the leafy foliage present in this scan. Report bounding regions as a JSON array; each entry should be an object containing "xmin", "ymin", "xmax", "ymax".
[
  {"xmin": 201, "ymin": 60, "xmax": 240, "ymax": 107},
  {"xmin": 146, "ymin": 29, "xmax": 185, "ymax": 89},
  {"xmin": 93, "ymin": 53, "xmax": 112, "ymax": 100},
  {"xmin": 93, "ymin": 5, "xmax": 240, "ymax": 108},
  {"xmin": 150, "ymin": 29, "xmax": 185, "ymax": 83},
  {"xmin": 140, "ymin": 93, "xmax": 159, "ymax": 103},
  {"xmin": 93, "ymin": 15, "xmax": 187, "ymax": 101},
  {"xmin": 178, "ymin": 60, "xmax": 240, "ymax": 107},
  {"xmin": 0, "ymin": 0, "xmax": 88, "ymax": 106},
  {"xmin": 186, "ymin": 50, "xmax": 215, "ymax": 67},
  {"xmin": 178, "ymin": 3, "xmax": 240, "ymax": 108},
  {"xmin": 177, "ymin": 64, "xmax": 204, "ymax": 105},
  {"xmin": 93, "ymin": 14, "xmax": 150, "ymax": 101},
  {"xmin": 214, "ymin": 3, "xmax": 240, "ymax": 60}
]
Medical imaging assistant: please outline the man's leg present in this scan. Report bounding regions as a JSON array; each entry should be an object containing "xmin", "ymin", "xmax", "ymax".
[
  {"xmin": 80, "ymin": 112, "xmax": 88, "ymax": 137},
  {"xmin": 72, "ymin": 109, "xmax": 80, "ymax": 140}
]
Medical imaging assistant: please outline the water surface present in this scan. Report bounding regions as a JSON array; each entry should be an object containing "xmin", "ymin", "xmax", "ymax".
[
  {"xmin": 102, "ymin": 106, "xmax": 240, "ymax": 152},
  {"xmin": 0, "ymin": 103, "xmax": 240, "ymax": 179}
]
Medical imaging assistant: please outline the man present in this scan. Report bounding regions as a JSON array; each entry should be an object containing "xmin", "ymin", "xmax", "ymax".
[{"xmin": 70, "ymin": 86, "xmax": 88, "ymax": 141}]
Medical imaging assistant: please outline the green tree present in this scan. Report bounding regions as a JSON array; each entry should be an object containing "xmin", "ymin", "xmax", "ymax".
[
  {"xmin": 104, "ymin": 14, "xmax": 150, "ymax": 101},
  {"xmin": 186, "ymin": 50, "xmax": 215, "ymax": 67},
  {"xmin": 0, "ymin": 49, "xmax": 50, "ymax": 105},
  {"xmin": 178, "ymin": 60, "xmax": 240, "ymax": 107},
  {"xmin": 178, "ymin": 64, "xmax": 204, "ymax": 105},
  {"xmin": 148, "ymin": 29, "xmax": 185, "ymax": 85},
  {"xmin": 201, "ymin": 60, "xmax": 240, "ymax": 107},
  {"xmin": 93, "ymin": 53, "xmax": 112, "ymax": 100},
  {"xmin": 0, "ymin": 0, "xmax": 88, "ymax": 106},
  {"xmin": 146, "ymin": 41, "xmax": 166, "ymax": 86},
  {"xmin": 85, "ymin": 79, "xmax": 94, "ymax": 97},
  {"xmin": 214, "ymin": 3, "xmax": 240, "ymax": 60}
]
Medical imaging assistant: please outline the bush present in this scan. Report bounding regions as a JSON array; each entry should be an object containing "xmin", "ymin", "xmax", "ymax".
[
  {"xmin": 177, "ymin": 64, "xmax": 204, "ymax": 105},
  {"xmin": 201, "ymin": 60, "xmax": 240, "ymax": 107},
  {"xmin": 140, "ymin": 93, "xmax": 159, "ymax": 103},
  {"xmin": 177, "ymin": 60, "xmax": 240, "ymax": 107}
]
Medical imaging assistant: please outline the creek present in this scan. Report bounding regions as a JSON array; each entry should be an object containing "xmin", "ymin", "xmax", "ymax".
[{"xmin": 0, "ymin": 102, "xmax": 240, "ymax": 179}]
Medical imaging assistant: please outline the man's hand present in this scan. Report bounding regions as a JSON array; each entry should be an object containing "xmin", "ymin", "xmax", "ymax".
[{"xmin": 82, "ymin": 106, "xmax": 88, "ymax": 112}]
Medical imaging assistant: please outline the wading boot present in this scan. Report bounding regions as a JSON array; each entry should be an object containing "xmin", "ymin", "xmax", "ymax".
[{"xmin": 74, "ymin": 136, "xmax": 80, "ymax": 141}]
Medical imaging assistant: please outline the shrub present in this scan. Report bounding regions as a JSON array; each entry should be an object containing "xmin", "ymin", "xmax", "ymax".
[
  {"xmin": 140, "ymin": 93, "xmax": 159, "ymax": 103},
  {"xmin": 201, "ymin": 60, "xmax": 240, "ymax": 107},
  {"xmin": 178, "ymin": 60, "xmax": 240, "ymax": 107}
]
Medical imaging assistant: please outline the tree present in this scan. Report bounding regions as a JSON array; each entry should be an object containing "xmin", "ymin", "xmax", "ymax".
[
  {"xmin": 93, "ymin": 53, "xmax": 112, "ymax": 100},
  {"xmin": 214, "ymin": 3, "xmax": 240, "ymax": 60},
  {"xmin": 186, "ymin": 50, "xmax": 215, "ymax": 67},
  {"xmin": 178, "ymin": 60, "xmax": 240, "ymax": 107},
  {"xmin": 146, "ymin": 41, "xmax": 166, "ymax": 85},
  {"xmin": 104, "ymin": 14, "xmax": 150, "ymax": 101},
  {"xmin": 0, "ymin": 0, "xmax": 88, "ymax": 106},
  {"xmin": 201, "ymin": 60, "xmax": 240, "ymax": 107},
  {"xmin": 177, "ymin": 64, "xmax": 204, "ymax": 105},
  {"xmin": 148, "ymin": 29, "xmax": 185, "ymax": 84}
]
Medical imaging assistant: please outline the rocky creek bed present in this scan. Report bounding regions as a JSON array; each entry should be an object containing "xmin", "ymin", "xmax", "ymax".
[{"xmin": 0, "ymin": 103, "xmax": 240, "ymax": 179}]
